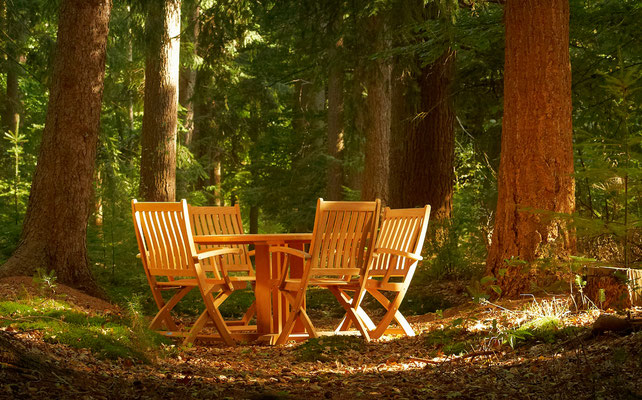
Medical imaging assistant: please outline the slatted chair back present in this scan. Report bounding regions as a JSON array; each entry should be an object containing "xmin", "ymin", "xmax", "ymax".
[
  {"xmin": 187, "ymin": 204, "xmax": 253, "ymax": 274},
  {"xmin": 367, "ymin": 205, "xmax": 431, "ymax": 281},
  {"xmin": 132, "ymin": 200, "xmax": 201, "ymax": 278},
  {"xmin": 305, "ymin": 199, "xmax": 381, "ymax": 282}
]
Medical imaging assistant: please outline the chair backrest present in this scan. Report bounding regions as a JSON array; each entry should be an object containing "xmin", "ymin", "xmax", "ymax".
[
  {"xmin": 131, "ymin": 200, "xmax": 198, "ymax": 278},
  {"xmin": 368, "ymin": 205, "xmax": 431, "ymax": 278},
  {"xmin": 187, "ymin": 204, "xmax": 253, "ymax": 273},
  {"xmin": 306, "ymin": 198, "xmax": 381, "ymax": 281}
]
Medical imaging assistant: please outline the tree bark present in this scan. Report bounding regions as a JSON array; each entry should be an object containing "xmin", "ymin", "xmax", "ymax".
[
  {"xmin": 179, "ymin": 0, "xmax": 199, "ymax": 147},
  {"xmin": 140, "ymin": 0, "xmax": 181, "ymax": 202},
  {"xmin": 485, "ymin": 0, "xmax": 575, "ymax": 297},
  {"xmin": 326, "ymin": 34, "xmax": 344, "ymax": 201},
  {"xmin": 396, "ymin": 50, "xmax": 455, "ymax": 219},
  {"xmin": 0, "ymin": 0, "xmax": 112, "ymax": 296},
  {"xmin": 361, "ymin": 14, "xmax": 391, "ymax": 204}
]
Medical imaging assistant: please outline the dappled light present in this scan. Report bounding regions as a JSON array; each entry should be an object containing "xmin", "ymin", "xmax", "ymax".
[{"xmin": 1, "ymin": 0, "xmax": 642, "ymax": 398}]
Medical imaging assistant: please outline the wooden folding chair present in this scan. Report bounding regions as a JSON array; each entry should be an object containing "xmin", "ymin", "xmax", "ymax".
[
  {"xmin": 269, "ymin": 198, "xmax": 381, "ymax": 345},
  {"xmin": 334, "ymin": 205, "xmax": 431, "ymax": 340},
  {"xmin": 131, "ymin": 199, "xmax": 255, "ymax": 346},
  {"xmin": 187, "ymin": 204, "xmax": 256, "ymax": 327}
]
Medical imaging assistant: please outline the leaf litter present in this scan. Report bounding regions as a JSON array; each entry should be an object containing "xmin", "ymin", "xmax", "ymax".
[{"xmin": 1, "ymin": 279, "xmax": 641, "ymax": 399}]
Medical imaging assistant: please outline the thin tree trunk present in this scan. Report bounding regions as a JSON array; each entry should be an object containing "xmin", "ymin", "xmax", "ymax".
[
  {"xmin": 361, "ymin": 14, "xmax": 391, "ymax": 204},
  {"xmin": 249, "ymin": 206, "xmax": 258, "ymax": 234},
  {"xmin": 3, "ymin": 1, "xmax": 24, "ymax": 136},
  {"xmin": 126, "ymin": 5, "xmax": 134, "ymax": 131},
  {"xmin": 212, "ymin": 158, "xmax": 222, "ymax": 206},
  {"xmin": 326, "ymin": 35, "xmax": 344, "ymax": 201},
  {"xmin": 485, "ymin": 0, "xmax": 575, "ymax": 297},
  {"xmin": 0, "ymin": 0, "xmax": 112, "ymax": 296},
  {"xmin": 179, "ymin": 1, "xmax": 199, "ymax": 147},
  {"xmin": 140, "ymin": 0, "xmax": 181, "ymax": 202}
]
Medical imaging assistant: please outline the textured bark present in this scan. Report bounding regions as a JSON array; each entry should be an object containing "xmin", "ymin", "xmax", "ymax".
[
  {"xmin": 392, "ymin": 50, "xmax": 455, "ymax": 219},
  {"xmin": 388, "ymin": 59, "xmax": 412, "ymax": 208},
  {"xmin": 0, "ymin": 0, "xmax": 112, "ymax": 296},
  {"xmin": 485, "ymin": 0, "xmax": 575, "ymax": 297},
  {"xmin": 179, "ymin": 1, "xmax": 199, "ymax": 147},
  {"xmin": 326, "ymin": 36, "xmax": 344, "ymax": 201},
  {"xmin": 140, "ymin": 0, "xmax": 181, "ymax": 202},
  {"xmin": 361, "ymin": 14, "xmax": 391, "ymax": 204},
  {"xmin": 347, "ymin": 64, "xmax": 365, "ymax": 193},
  {"xmin": 249, "ymin": 206, "xmax": 259, "ymax": 235}
]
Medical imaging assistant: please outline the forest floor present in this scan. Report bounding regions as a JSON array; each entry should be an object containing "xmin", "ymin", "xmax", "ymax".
[{"xmin": 1, "ymin": 276, "xmax": 641, "ymax": 400}]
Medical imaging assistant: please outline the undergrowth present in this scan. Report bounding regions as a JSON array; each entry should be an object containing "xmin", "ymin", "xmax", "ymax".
[
  {"xmin": 0, "ymin": 296, "xmax": 171, "ymax": 362},
  {"xmin": 294, "ymin": 335, "xmax": 365, "ymax": 362}
]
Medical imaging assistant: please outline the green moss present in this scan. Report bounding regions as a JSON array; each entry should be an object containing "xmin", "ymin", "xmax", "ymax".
[
  {"xmin": 0, "ymin": 298, "xmax": 170, "ymax": 362},
  {"xmin": 294, "ymin": 335, "xmax": 365, "ymax": 362}
]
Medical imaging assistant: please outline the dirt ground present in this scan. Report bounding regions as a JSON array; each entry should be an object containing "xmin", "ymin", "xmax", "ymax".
[{"xmin": 1, "ymin": 278, "xmax": 641, "ymax": 400}]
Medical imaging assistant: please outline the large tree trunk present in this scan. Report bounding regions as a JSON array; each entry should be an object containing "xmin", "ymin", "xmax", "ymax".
[
  {"xmin": 326, "ymin": 33, "xmax": 344, "ymax": 201},
  {"xmin": 485, "ymin": 0, "xmax": 575, "ymax": 297},
  {"xmin": 361, "ymin": 14, "xmax": 391, "ymax": 203},
  {"xmin": 401, "ymin": 50, "xmax": 455, "ymax": 218},
  {"xmin": 140, "ymin": 0, "xmax": 181, "ymax": 202},
  {"xmin": 0, "ymin": 0, "xmax": 112, "ymax": 296},
  {"xmin": 179, "ymin": 1, "xmax": 199, "ymax": 147}
]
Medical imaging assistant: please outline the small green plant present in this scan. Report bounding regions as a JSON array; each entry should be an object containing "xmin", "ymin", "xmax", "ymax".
[
  {"xmin": 4, "ymin": 126, "xmax": 27, "ymax": 225},
  {"xmin": 32, "ymin": 268, "xmax": 58, "ymax": 298},
  {"xmin": 294, "ymin": 335, "xmax": 365, "ymax": 362},
  {"xmin": 424, "ymin": 326, "xmax": 481, "ymax": 356}
]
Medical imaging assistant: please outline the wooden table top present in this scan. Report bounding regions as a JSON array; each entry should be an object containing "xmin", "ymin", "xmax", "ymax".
[{"xmin": 193, "ymin": 233, "xmax": 313, "ymax": 245}]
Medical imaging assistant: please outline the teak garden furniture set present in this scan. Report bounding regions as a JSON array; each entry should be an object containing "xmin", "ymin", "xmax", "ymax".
[{"xmin": 131, "ymin": 198, "xmax": 431, "ymax": 346}]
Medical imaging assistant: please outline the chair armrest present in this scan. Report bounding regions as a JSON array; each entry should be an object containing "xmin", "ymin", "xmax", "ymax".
[
  {"xmin": 247, "ymin": 250, "xmax": 255, "ymax": 257},
  {"xmin": 269, "ymin": 246, "xmax": 311, "ymax": 260},
  {"xmin": 373, "ymin": 248, "xmax": 422, "ymax": 261},
  {"xmin": 193, "ymin": 247, "xmax": 242, "ymax": 262}
]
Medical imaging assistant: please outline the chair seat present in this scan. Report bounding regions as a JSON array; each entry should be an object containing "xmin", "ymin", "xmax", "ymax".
[
  {"xmin": 156, "ymin": 276, "xmax": 255, "ymax": 288},
  {"xmin": 282, "ymin": 278, "xmax": 355, "ymax": 291}
]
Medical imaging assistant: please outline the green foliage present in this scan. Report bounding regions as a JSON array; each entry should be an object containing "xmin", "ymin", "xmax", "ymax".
[
  {"xmin": 500, "ymin": 320, "xmax": 583, "ymax": 349},
  {"xmin": 32, "ymin": 268, "xmax": 58, "ymax": 297},
  {"xmin": 424, "ymin": 327, "xmax": 482, "ymax": 356},
  {"xmin": 294, "ymin": 335, "xmax": 365, "ymax": 362},
  {"xmin": 400, "ymin": 290, "xmax": 452, "ymax": 315},
  {"xmin": 0, "ymin": 297, "xmax": 171, "ymax": 362}
]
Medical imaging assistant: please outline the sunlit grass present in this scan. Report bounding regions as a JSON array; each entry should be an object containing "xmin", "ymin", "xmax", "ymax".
[{"xmin": 0, "ymin": 296, "xmax": 171, "ymax": 362}]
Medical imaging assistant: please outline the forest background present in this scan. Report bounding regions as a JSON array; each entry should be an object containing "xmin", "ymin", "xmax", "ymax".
[{"xmin": 0, "ymin": 0, "xmax": 640, "ymax": 310}]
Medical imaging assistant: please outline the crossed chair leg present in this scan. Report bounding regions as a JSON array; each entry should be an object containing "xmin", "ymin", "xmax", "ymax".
[
  {"xmin": 332, "ymin": 286, "xmax": 415, "ymax": 340},
  {"xmin": 149, "ymin": 284, "xmax": 258, "ymax": 346},
  {"xmin": 274, "ymin": 291, "xmax": 318, "ymax": 345}
]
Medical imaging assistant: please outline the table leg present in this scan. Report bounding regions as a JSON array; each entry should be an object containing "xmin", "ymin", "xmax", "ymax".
[
  {"xmin": 254, "ymin": 243, "xmax": 271, "ymax": 335},
  {"xmin": 288, "ymin": 241, "xmax": 306, "ymax": 334}
]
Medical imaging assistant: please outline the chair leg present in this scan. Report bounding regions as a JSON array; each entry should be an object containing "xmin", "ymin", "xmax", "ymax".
[
  {"xmin": 335, "ymin": 288, "xmax": 367, "ymax": 332},
  {"xmin": 149, "ymin": 286, "xmax": 193, "ymax": 330},
  {"xmin": 184, "ymin": 289, "xmax": 236, "ymax": 346},
  {"xmin": 148, "ymin": 286, "xmax": 179, "ymax": 331},
  {"xmin": 367, "ymin": 288, "xmax": 414, "ymax": 339},
  {"xmin": 275, "ymin": 291, "xmax": 315, "ymax": 345},
  {"xmin": 226, "ymin": 301, "xmax": 255, "ymax": 326},
  {"xmin": 327, "ymin": 286, "xmax": 371, "ymax": 341},
  {"xmin": 183, "ymin": 310, "xmax": 209, "ymax": 346}
]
